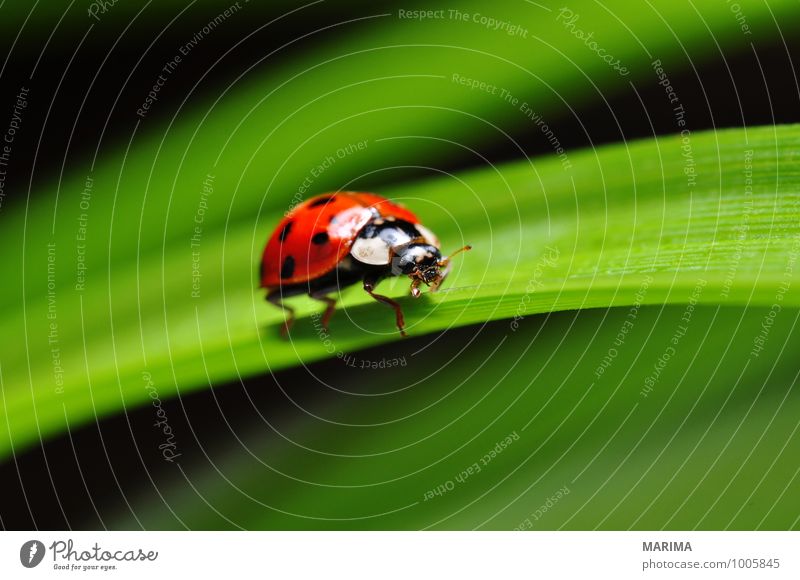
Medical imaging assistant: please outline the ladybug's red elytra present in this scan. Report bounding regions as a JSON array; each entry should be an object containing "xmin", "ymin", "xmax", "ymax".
[{"xmin": 260, "ymin": 191, "xmax": 470, "ymax": 336}]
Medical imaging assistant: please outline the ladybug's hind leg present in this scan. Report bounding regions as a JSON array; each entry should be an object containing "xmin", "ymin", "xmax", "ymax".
[
  {"xmin": 267, "ymin": 289, "xmax": 296, "ymax": 337},
  {"xmin": 309, "ymin": 291, "xmax": 337, "ymax": 331},
  {"xmin": 363, "ymin": 275, "xmax": 407, "ymax": 337}
]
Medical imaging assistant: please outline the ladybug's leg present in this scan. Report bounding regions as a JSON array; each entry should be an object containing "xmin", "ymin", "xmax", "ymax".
[
  {"xmin": 267, "ymin": 289, "xmax": 296, "ymax": 336},
  {"xmin": 363, "ymin": 275, "xmax": 407, "ymax": 337},
  {"xmin": 309, "ymin": 291, "xmax": 337, "ymax": 331},
  {"xmin": 429, "ymin": 262, "xmax": 450, "ymax": 293}
]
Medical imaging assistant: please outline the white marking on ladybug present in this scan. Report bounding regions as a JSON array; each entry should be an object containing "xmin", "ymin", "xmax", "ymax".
[
  {"xmin": 404, "ymin": 245, "xmax": 435, "ymax": 264},
  {"xmin": 415, "ymin": 224, "xmax": 440, "ymax": 248},
  {"xmin": 351, "ymin": 236, "xmax": 393, "ymax": 265}
]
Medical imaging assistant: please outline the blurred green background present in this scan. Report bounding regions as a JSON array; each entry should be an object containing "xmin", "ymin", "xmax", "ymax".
[{"xmin": 0, "ymin": 0, "xmax": 798, "ymax": 529}]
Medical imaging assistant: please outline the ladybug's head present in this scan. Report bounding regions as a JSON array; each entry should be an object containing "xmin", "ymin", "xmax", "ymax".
[
  {"xmin": 395, "ymin": 243, "xmax": 472, "ymax": 297},
  {"xmin": 395, "ymin": 243, "xmax": 442, "ymax": 288}
]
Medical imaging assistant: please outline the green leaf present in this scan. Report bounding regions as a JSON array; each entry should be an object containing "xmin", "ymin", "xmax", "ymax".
[{"xmin": 3, "ymin": 122, "xmax": 799, "ymax": 463}]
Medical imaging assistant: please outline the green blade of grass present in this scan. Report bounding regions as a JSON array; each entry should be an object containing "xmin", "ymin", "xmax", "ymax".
[{"xmin": 2, "ymin": 122, "xmax": 799, "ymax": 461}]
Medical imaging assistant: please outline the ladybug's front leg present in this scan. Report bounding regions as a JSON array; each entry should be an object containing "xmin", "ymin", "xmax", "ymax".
[{"xmin": 363, "ymin": 275, "xmax": 407, "ymax": 337}]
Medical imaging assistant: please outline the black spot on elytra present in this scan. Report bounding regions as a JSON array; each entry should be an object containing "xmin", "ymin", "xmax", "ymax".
[
  {"xmin": 311, "ymin": 232, "xmax": 329, "ymax": 245},
  {"xmin": 279, "ymin": 221, "xmax": 293, "ymax": 242},
  {"xmin": 280, "ymin": 256, "xmax": 295, "ymax": 279},
  {"xmin": 309, "ymin": 196, "xmax": 335, "ymax": 207}
]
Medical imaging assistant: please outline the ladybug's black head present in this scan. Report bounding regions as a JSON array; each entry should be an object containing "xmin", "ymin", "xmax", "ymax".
[
  {"xmin": 394, "ymin": 242, "xmax": 472, "ymax": 297},
  {"xmin": 395, "ymin": 243, "xmax": 443, "ymax": 288}
]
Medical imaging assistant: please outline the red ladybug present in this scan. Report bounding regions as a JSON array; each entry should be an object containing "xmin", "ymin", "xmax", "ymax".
[{"xmin": 260, "ymin": 192, "xmax": 470, "ymax": 336}]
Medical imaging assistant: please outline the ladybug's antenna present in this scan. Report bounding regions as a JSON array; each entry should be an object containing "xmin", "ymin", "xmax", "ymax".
[
  {"xmin": 428, "ymin": 244, "xmax": 471, "ymax": 293},
  {"xmin": 438, "ymin": 245, "xmax": 472, "ymax": 267}
]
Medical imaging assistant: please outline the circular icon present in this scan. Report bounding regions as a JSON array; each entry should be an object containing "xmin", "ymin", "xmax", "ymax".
[{"xmin": 19, "ymin": 540, "xmax": 45, "ymax": 568}]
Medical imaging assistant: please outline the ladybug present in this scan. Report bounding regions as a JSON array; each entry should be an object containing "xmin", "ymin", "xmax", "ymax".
[{"xmin": 260, "ymin": 192, "xmax": 470, "ymax": 336}]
